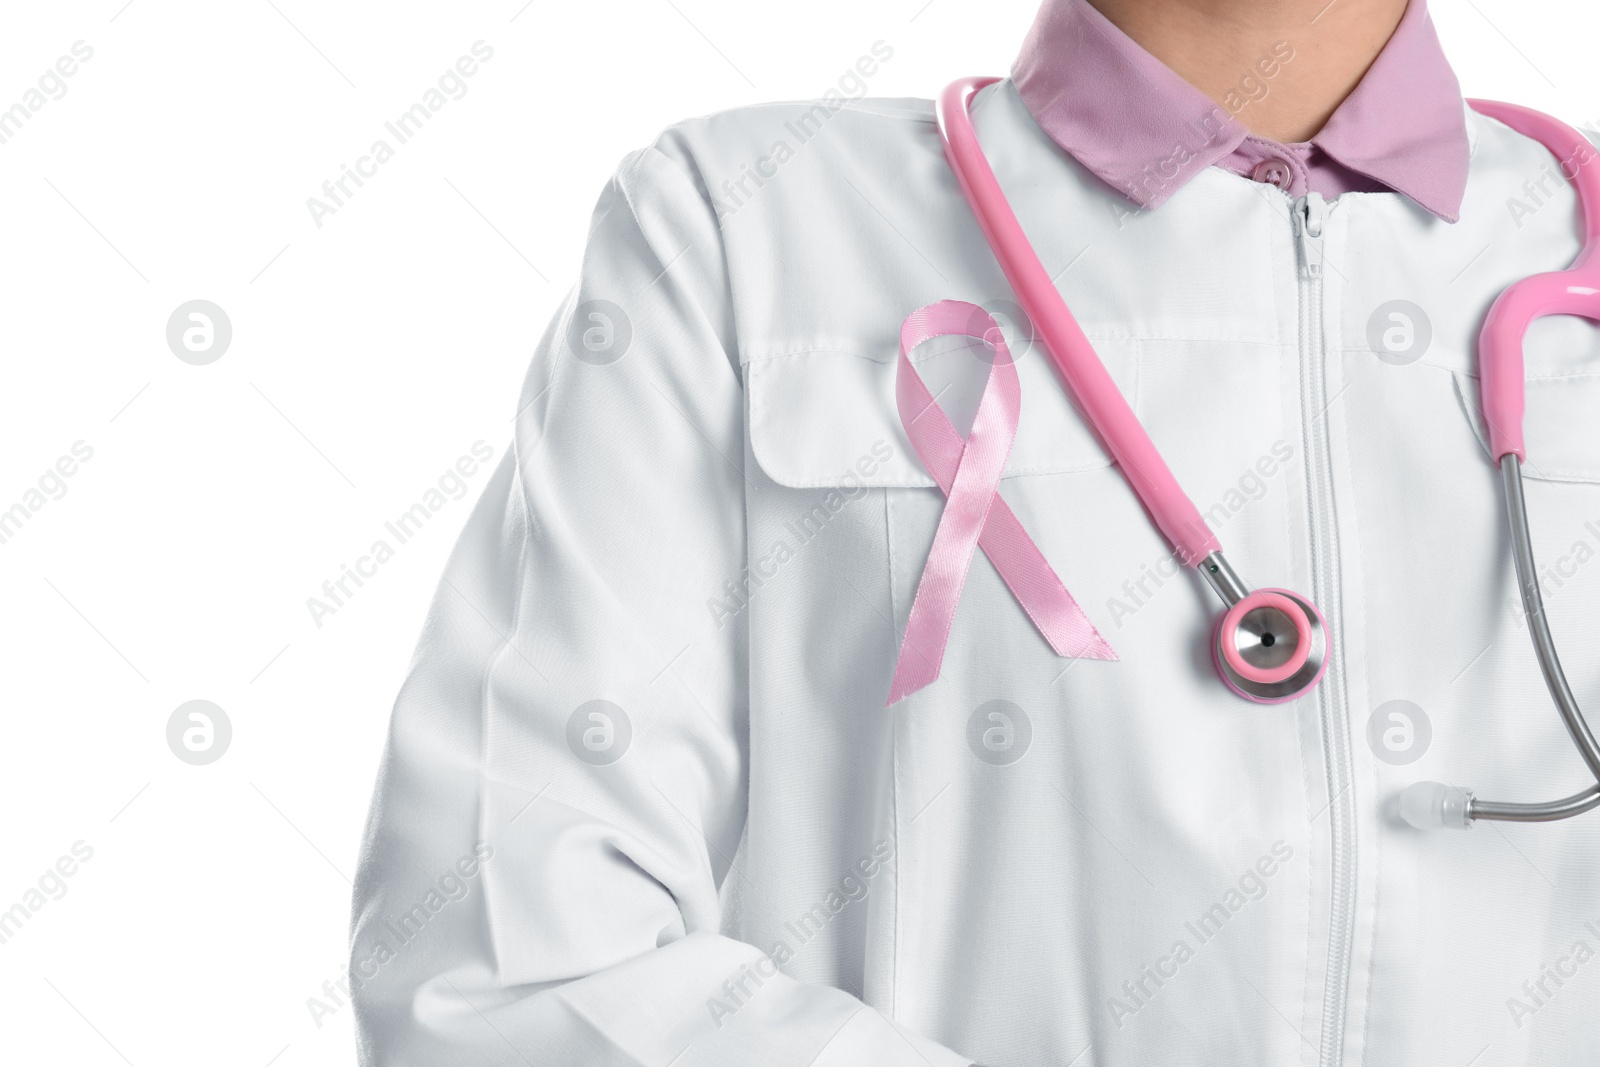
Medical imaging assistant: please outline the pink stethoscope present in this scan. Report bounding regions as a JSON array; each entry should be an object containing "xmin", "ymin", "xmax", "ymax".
[{"xmin": 894, "ymin": 77, "xmax": 1600, "ymax": 828}]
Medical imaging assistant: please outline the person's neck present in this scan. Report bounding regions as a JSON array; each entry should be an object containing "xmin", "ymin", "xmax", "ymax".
[{"xmin": 1085, "ymin": 0, "xmax": 1410, "ymax": 142}]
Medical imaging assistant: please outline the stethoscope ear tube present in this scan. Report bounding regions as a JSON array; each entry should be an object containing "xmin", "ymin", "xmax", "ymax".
[{"xmin": 1402, "ymin": 456, "xmax": 1600, "ymax": 829}]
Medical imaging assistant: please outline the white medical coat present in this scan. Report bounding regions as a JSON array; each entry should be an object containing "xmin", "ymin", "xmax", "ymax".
[{"xmin": 349, "ymin": 80, "xmax": 1600, "ymax": 1066}]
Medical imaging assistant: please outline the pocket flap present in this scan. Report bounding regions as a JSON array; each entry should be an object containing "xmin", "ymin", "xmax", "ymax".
[
  {"xmin": 747, "ymin": 342, "xmax": 1138, "ymax": 489},
  {"xmin": 1454, "ymin": 370, "xmax": 1600, "ymax": 484}
]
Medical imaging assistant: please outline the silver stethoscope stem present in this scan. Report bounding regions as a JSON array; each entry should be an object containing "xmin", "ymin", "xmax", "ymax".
[
  {"xmin": 1469, "ymin": 785, "xmax": 1600, "ymax": 823},
  {"xmin": 1501, "ymin": 456, "xmax": 1600, "ymax": 785},
  {"xmin": 1417, "ymin": 457, "xmax": 1600, "ymax": 827},
  {"xmin": 1198, "ymin": 551, "xmax": 1250, "ymax": 606}
]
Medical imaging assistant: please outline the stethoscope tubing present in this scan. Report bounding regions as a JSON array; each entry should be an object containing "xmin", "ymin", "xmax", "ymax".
[
  {"xmin": 937, "ymin": 75, "xmax": 1327, "ymax": 704},
  {"xmin": 1470, "ymin": 100, "xmax": 1600, "ymax": 465},
  {"xmin": 1453, "ymin": 101, "xmax": 1600, "ymax": 824},
  {"xmin": 936, "ymin": 76, "xmax": 1222, "ymax": 568}
]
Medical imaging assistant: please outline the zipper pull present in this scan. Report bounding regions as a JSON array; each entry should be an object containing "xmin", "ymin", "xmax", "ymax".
[{"xmin": 1294, "ymin": 192, "xmax": 1327, "ymax": 279}]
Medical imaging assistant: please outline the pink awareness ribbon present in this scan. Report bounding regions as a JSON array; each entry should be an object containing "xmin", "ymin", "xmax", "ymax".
[{"xmin": 887, "ymin": 300, "xmax": 1117, "ymax": 705}]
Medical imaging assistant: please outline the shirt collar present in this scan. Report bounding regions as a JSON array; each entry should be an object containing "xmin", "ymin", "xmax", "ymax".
[{"xmin": 1010, "ymin": 0, "xmax": 1470, "ymax": 222}]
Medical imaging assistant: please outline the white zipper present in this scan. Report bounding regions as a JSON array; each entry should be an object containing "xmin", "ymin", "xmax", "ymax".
[{"xmin": 1293, "ymin": 191, "xmax": 1356, "ymax": 1067}]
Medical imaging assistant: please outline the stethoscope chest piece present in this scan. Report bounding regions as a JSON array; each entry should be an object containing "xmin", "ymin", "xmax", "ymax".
[{"xmin": 1212, "ymin": 587, "xmax": 1328, "ymax": 704}]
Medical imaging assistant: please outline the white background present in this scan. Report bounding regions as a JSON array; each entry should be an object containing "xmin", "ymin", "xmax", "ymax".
[{"xmin": 0, "ymin": 1, "xmax": 1595, "ymax": 1064}]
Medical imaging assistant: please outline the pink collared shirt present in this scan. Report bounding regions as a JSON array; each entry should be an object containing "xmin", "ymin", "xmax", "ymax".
[{"xmin": 1012, "ymin": 0, "xmax": 1471, "ymax": 221}]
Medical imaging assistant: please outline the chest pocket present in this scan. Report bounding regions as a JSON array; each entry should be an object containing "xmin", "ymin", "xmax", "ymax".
[
  {"xmin": 746, "ymin": 338, "xmax": 1136, "ymax": 490},
  {"xmin": 743, "ymin": 333, "xmax": 1144, "ymax": 688},
  {"xmin": 1452, "ymin": 315, "xmax": 1600, "ymax": 485}
]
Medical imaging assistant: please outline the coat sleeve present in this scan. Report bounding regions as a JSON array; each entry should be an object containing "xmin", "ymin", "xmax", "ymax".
[{"xmin": 348, "ymin": 139, "xmax": 974, "ymax": 1067}]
